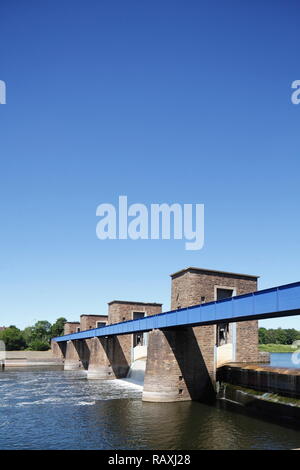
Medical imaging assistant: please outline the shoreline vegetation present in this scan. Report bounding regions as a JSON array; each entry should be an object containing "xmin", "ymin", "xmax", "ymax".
[
  {"xmin": 258, "ymin": 327, "xmax": 300, "ymax": 353},
  {"xmin": 0, "ymin": 318, "xmax": 66, "ymax": 351},
  {"xmin": 258, "ymin": 344, "xmax": 298, "ymax": 353}
]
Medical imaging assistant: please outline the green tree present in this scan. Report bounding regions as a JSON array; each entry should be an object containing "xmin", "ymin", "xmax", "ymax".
[
  {"xmin": 275, "ymin": 328, "xmax": 288, "ymax": 344},
  {"xmin": 258, "ymin": 327, "xmax": 300, "ymax": 345},
  {"xmin": 284, "ymin": 328, "xmax": 300, "ymax": 345},
  {"xmin": 0, "ymin": 326, "xmax": 26, "ymax": 351},
  {"xmin": 51, "ymin": 317, "xmax": 67, "ymax": 337},
  {"xmin": 23, "ymin": 326, "xmax": 36, "ymax": 346},
  {"xmin": 27, "ymin": 339, "xmax": 50, "ymax": 351},
  {"xmin": 21, "ymin": 319, "xmax": 67, "ymax": 350},
  {"xmin": 258, "ymin": 327, "xmax": 267, "ymax": 344},
  {"xmin": 33, "ymin": 321, "xmax": 52, "ymax": 342},
  {"xmin": 264, "ymin": 329, "xmax": 277, "ymax": 344},
  {"xmin": 22, "ymin": 321, "xmax": 52, "ymax": 350}
]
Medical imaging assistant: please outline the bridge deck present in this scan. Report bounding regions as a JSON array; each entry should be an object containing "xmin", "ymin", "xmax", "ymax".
[{"xmin": 53, "ymin": 281, "xmax": 300, "ymax": 342}]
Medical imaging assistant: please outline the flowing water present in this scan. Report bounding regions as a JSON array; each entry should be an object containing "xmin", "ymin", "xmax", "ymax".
[{"xmin": 0, "ymin": 366, "xmax": 299, "ymax": 450}]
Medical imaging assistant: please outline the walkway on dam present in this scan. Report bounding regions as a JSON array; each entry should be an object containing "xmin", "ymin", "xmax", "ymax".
[{"xmin": 53, "ymin": 280, "xmax": 300, "ymax": 343}]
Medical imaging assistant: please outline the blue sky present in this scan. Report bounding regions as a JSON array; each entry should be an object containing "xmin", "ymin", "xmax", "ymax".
[{"xmin": 0, "ymin": 0, "xmax": 299, "ymax": 330}]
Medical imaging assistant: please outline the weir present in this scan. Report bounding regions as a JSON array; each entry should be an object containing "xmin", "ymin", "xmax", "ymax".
[
  {"xmin": 125, "ymin": 359, "xmax": 146, "ymax": 386},
  {"xmin": 51, "ymin": 267, "xmax": 300, "ymax": 403}
]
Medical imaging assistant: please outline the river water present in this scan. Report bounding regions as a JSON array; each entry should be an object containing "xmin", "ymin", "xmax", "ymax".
[
  {"xmin": 0, "ymin": 364, "xmax": 299, "ymax": 450},
  {"xmin": 269, "ymin": 352, "xmax": 300, "ymax": 368}
]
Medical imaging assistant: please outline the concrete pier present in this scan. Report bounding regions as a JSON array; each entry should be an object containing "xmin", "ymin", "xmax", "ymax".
[
  {"xmin": 51, "ymin": 339, "xmax": 66, "ymax": 359},
  {"xmin": 87, "ymin": 337, "xmax": 113, "ymax": 379},
  {"xmin": 142, "ymin": 327, "xmax": 215, "ymax": 402},
  {"xmin": 64, "ymin": 340, "xmax": 90, "ymax": 370},
  {"xmin": 87, "ymin": 336, "xmax": 130, "ymax": 379}
]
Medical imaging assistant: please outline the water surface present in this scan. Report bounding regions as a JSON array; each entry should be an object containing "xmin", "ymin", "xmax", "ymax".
[
  {"xmin": 269, "ymin": 352, "xmax": 300, "ymax": 369},
  {"xmin": 0, "ymin": 368, "xmax": 299, "ymax": 450}
]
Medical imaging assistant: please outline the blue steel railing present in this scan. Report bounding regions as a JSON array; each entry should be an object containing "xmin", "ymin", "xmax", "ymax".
[{"xmin": 53, "ymin": 281, "xmax": 300, "ymax": 342}]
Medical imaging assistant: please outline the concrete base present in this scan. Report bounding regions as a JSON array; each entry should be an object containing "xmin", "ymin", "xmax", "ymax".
[
  {"xmin": 142, "ymin": 328, "xmax": 216, "ymax": 403},
  {"xmin": 87, "ymin": 366, "xmax": 115, "ymax": 379},
  {"xmin": 64, "ymin": 360, "xmax": 83, "ymax": 371},
  {"xmin": 87, "ymin": 337, "xmax": 115, "ymax": 379}
]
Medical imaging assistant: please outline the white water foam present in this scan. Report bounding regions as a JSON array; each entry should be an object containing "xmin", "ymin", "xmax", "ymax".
[{"xmin": 117, "ymin": 359, "xmax": 146, "ymax": 390}]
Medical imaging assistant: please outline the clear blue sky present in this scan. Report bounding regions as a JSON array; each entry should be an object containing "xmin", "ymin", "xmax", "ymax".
[{"xmin": 0, "ymin": 0, "xmax": 299, "ymax": 330}]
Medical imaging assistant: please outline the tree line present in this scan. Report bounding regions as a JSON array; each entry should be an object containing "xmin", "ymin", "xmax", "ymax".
[
  {"xmin": 0, "ymin": 318, "xmax": 66, "ymax": 351},
  {"xmin": 259, "ymin": 327, "xmax": 300, "ymax": 345}
]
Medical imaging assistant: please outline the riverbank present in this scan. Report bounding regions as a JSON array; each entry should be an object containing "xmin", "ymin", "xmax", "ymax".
[{"xmin": 2, "ymin": 350, "xmax": 63, "ymax": 367}]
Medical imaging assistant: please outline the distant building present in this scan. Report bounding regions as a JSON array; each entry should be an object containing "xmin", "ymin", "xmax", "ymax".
[
  {"xmin": 0, "ymin": 327, "xmax": 6, "ymax": 331},
  {"xmin": 63, "ymin": 315, "xmax": 109, "ymax": 336}
]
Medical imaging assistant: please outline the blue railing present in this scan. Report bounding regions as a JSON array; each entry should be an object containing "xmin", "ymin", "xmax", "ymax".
[{"xmin": 53, "ymin": 281, "xmax": 300, "ymax": 342}]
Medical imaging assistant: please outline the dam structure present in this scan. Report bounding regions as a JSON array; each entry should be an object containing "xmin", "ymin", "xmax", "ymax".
[{"xmin": 52, "ymin": 267, "xmax": 300, "ymax": 403}]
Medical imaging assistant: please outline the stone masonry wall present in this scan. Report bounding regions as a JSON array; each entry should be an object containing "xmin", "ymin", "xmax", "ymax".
[
  {"xmin": 107, "ymin": 301, "xmax": 162, "ymax": 368},
  {"xmin": 108, "ymin": 301, "xmax": 162, "ymax": 324},
  {"xmin": 236, "ymin": 320, "xmax": 259, "ymax": 362},
  {"xmin": 171, "ymin": 268, "xmax": 259, "ymax": 364},
  {"xmin": 80, "ymin": 315, "xmax": 108, "ymax": 331},
  {"xmin": 64, "ymin": 322, "xmax": 80, "ymax": 335},
  {"xmin": 171, "ymin": 269, "xmax": 258, "ymax": 308}
]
